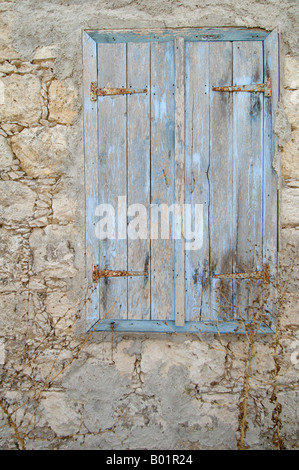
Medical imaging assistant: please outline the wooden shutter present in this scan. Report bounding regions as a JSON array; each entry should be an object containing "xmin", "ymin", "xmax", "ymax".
[{"xmin": 83, "ymin": 29, "xmax": 278, "ymax": 334}]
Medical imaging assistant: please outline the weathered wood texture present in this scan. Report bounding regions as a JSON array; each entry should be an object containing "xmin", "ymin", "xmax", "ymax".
[
  {"xmin": 232, "ymin": 41, "xmax": 264, "ymax": 320},
  {"xmin": 83, "ymin": 32, "xmax": 99, "ymax": 330},
  {"xmin": 127, "ymin": 42, "xmax": 151, "ymax": 320},
  {"xmin": 150, "ymin": 41, "xmax": 175, "ymax": 322},
  {"xmin": 84, "ymin": 30, "xmax": 278, "ymax": 332},
  {"xmin": 185, "ymin": 41, "xmax": 210, "ymax": 322},
  {"xmin": 174, "ymin": 37, "xmax": 185, "ymax": 327},
  {"xmin": 88, "ymin": 28, "xmax": 269, "ymax": 44},
  {"xmin": 97, "ymin": 42, "xmax": 127, "ymax": 320},
  {"xmin": 209, "ymin": 41, "xmax": 234, "ymax": 321}
]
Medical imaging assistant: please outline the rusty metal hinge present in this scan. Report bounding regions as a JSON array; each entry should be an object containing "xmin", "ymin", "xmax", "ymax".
[
  {"xmin": 93, "ymin": 266, "xmax": 147, "ymax": 283},
  {"xmin": 212, "ymin": 77, "xmax": 271, "ymax": 97},
  {"xmin": 213, "ymin": 265, "xmax": 270, "ymax": 284},
  {"xmin": 90, "ymin": 82, "xmax": 147, "ymax": 101}
]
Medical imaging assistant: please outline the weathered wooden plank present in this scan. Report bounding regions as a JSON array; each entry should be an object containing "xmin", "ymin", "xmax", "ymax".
[
  {"xmin": 263, "ymin": 30, "xmax": 279, "ymax": 328},
  {"xmin": 83, "ymin": 32, "xmax": 100, "ymax": 330},
  {"xmin": 232, "ymin": 41, "xmax": 264, "ymax": 320},
  {"xmin": 174, "ymin": 37, "xmax": 185, "ymax": 327},
  {"xmin": 127, "ymin": 42, "xmax": 151, "ymax": 320},
  {"xmin": 94, "ymin": 319, "xmax": 274, "ymax": 334},
  {"xmin": 150, "ymin": 41, "xmax": 175, "ymax": 321},
  {"xmin": 97, "ymin": 42, "xmax": 128, "ymax": 320},
  {"xmin": 185, "ymin": 41, "xmax": 210, "ymax": 322},
  {"xmin": 87, "ymin": 28, "xmax": 269, "ymax": 45},
  {"xmin": 209, "ymin": 42, "xmax": 234, "ymax": 321}
]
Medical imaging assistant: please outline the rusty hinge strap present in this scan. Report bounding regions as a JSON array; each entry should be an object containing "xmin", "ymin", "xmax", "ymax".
[
  {"xmin": 213, "ymin": 265, "xmax": 270, "ymax": 283},
  {"xmin": 91, "ymin": 82, "xmax": 147, "ymax": 101},
  {"xmin": 212, "ymin": 78, "xmax": 271, "ymax": 97},
  {"xmin": 93, "ymin": 266, "xmax": 147, "ymax": 283}
]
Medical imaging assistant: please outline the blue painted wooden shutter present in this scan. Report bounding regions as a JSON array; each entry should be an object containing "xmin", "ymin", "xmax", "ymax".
[{"xmin": 83, "ymin": 30, "xmax": 278, "ymax": 333}]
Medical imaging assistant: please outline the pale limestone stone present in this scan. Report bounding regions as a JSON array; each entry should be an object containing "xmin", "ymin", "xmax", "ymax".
[
  {"xmin": 280, "ymin": 294, "xmax": 299, "ymax": 327},
  {"xmin": 141, "ymin": 339, "xmax": 226, "ymax": 387},
  {"xmin": 41, "ymin": 392, "xmax": 82, "ymax": 436},
  {"xmin": 0, "ymin": 292, "xmax": 29, "ymax": 335},
  {"xmin": 11, "ymin": 125, "xmax": 71, "ymax": 178},
  {"xmin": 279, "ymin": 227, "xmax": 299, "ymax": 293},
  {"xmin": 52, "ymin": 192, "xmax": 76, "ymax": 224},
  {"xmin": 280, "ymin": 227, "xmax": 299, "ymax": 249},
  {"xmin": 0, "ymin": 227, "xmax": 26, "ymax": 280},
  {"xmin": 0, "ymin": 61, "xmax": 15, "ymax": 74},
  {"xmin": 283, "ymin": 89, "xmax": 299, "ymax": 129},
  {"xmin": 281, "ymin": 130, "xmax": 299, "ymax": 180},
  {"xmin": 28, "ymin": 277, "xmax": 46, "ymax": 292},
  {"xmin": 281, "ymin": 185, "xmax": 299, "ymax": 227},
  {"xmin": 284, "ymin": 55, "xmax": 299, "ymax": 90},
  {"xmin": 33, "ymin": 45, "xmax": 58, "ymax": 61},
  {"xmin": 0, "ymin": 74, "xmax": 42, "ymax": 125},
  {"xmin": 44, "ymin": 292, "xmax": 71, "ymax": 319},
  {"xmin": 0, "ymin": 10, "xmax": 19, "ymax": 60},
  {"xmin": 0, "ymin": 135, "xmax": 14, "ymax": 170},
  {"xmin": 0, "ymin": 180, "xmax": 36, "ymax": 224},
  {"xmin": 44, "ymin": 292, "xmax": 79, "ymax": 333},
  {"xmin": 1, "ymin": 123, "xmax": 25, "ymax": 135},
  {"xmin": 48, "ymin": 79, "xmax": 77, "ymax": 125},
  {"xmin": 0, "ymin": 338, "xmax": 5, "ymax": 365},
  {"xmin": 29, "ymin": 224, "xmax": 77, "ymax": 278}
]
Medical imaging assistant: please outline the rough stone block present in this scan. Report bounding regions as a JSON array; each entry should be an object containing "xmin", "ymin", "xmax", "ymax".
[
  {"xmin": 283, "ymin": 89, "xmax": 299, "ymax": 130},
  {"xmin": 284, "ymin": 55, "xmax": 299, "ymax": 90},
  {"xmin": 41, "ymin": 392, "xmax": 82, "ymax": 436},
  {"xmin": 0, "ymin": 180, "xmax": 36, "ymax": 225},
  {"xmin": 281, "ymin": 185, "xmax": 299, "ymax": 227},
  {"xmin": 280, "ymin": 294, "xmax": 299, "ymax": 327},
  {"xmin": 11, "ymin": 125, "xmax": 71, "ymax": 178},
  {"xmin": 0, "ymin": 74, "xmax": 42, "ymax": 125},
  {"xmin": 33, "ymin": 45, "xmax": 58, "ymax": 61},
  {"xmin": 48, "ymin": 79, "xmax": 77, "ymax": 125},
  {"xmin": 29, "ymin": 224, "xmax": 77, "ymax": 278},
  {"xmin": 52, "ymin": 192, "xmax": 76, "ymax": 225},
  {"xmin": 0, "ymin": 292, "xmax": 29, "ymax": 335},
  {"xmin": 281, "ymin": 130, "xmax": 299, "ymax": 180},
  {"xmin": 279, "ymin": 228, "xmax": 299, "ymax": 293},
  {"xmin": 0, "ymin": 227, "xmax": 27, "ymax": 281},
  {"xmin": 0, "ymin": 10, "xmax": 19, "ymax": 60},
  {"xmin": 0, "ymin": 135, "xmax": 14, "ymax": 170}
]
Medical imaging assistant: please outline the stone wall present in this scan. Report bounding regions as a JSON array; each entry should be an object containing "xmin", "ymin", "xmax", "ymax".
[{"xmin": 0, "ymin": 0, "xmax": 298, "ymax": 450}]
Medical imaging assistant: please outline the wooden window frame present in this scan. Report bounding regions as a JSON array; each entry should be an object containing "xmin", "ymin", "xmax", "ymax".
[{"xmin": 83, "ymin": 28, "xmax": 279, "ymax": 335}]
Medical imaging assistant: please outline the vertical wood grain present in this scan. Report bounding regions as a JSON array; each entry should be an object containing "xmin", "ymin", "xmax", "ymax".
[
  {"xmin": 97, "ymin": 42, "xmax": 128, "ymax": 320},
  {"xmin": 209, "ymin": 42, "xmax": 234, "ymax": 321},
  {"xmin": 232, "ymin": 41, "xmax": 264, "ymax": 320},
  {"xmin": 185, "ymin": 41, "xmax": 210, "ymax": 322},
  {"xmin": 83, "ymin": 33, "xmax": 99, "ymax": 330},
  {"xmin": 127, "ymin": 42, "xmax": 151, "ymax": 320},
  {"xmin": 174, "ymin": 37, "xmax": 185, "ymax": 327},
  {"xmin": 150, "ymin": 41, "xmax": 175, "ymax": 321}
]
